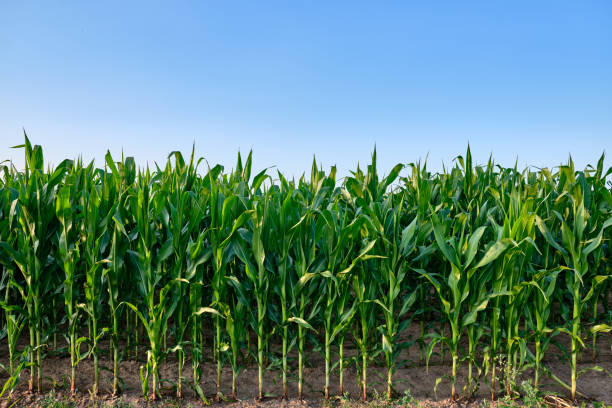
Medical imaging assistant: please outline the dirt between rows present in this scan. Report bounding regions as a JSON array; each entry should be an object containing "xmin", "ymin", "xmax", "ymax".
[{"xmin": 0, "ymin": 325, "xmax": 610, "ymax": 407}]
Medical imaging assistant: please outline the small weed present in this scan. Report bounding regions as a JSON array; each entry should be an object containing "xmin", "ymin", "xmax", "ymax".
[
  {"xmin": 330, "ymin": 392, "xmax": 352, "ymax": 407},
  {"xmin": 38, "ymin": 390, "xmax": 76, "ymax": 408},
  {"xmin": 497, "ymin": 357, "xmax": 521, "ymax": 399},
  {"xmin": 109, "ymin": 397, "xmax": 135, "ymax": 408},
  {"xmin": 397, "ymin": 389, "xmax": 417, "ymax": 407},
  {"xmin": 497, "ymin": 395, "xmax": 517, "ymax": 408},
  {"xmin": 367, "ymin": 389, "xmax": 392, "ymax": 408},
  {"xmin": 520, "ymin": 380, "xmax": 544, "ymax": 408},
  {"xmin": 160, "ymin": 398, "xmax": 185, "ymax": 408}
]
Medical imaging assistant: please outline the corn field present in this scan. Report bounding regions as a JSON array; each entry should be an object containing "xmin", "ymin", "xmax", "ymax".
[{"xmin": 0, "ymin": 135, "xmax": 611, "ymax": 403}]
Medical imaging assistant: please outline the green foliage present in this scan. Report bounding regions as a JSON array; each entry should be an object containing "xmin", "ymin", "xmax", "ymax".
[{"xmin": 0, "ymin": 138, "xmax": 610, "ymax": 403}]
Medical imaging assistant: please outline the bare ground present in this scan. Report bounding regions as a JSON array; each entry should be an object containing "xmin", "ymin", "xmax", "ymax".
[{"xmin": 1, "ymin": 324, "xmax": 610, "ymax": 408}]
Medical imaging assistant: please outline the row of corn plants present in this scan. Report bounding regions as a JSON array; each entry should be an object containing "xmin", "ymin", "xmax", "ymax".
[{"xmin": 0, "ymin": 135, "xmax": 610, "ymax": 402}]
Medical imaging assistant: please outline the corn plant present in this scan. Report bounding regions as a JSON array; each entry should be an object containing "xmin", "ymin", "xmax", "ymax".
[
  {"xmin": 370, "ymin": 205, "xmax": 427, "ymax": 399},
  {"xmin": 0, "ymin": 137, "xmax": 610, "ymax": 404},
  {"xmin": 422, "ymin": 210, "xmax": 511, "ymax": 400},
  {"xmin": 536, "ymin": 179, "xmax": 612, "ymax": 400},
  {"xmin": 161, "ymin": 149, "xmax": 206, "ymax": 398},
  {"xmin": 102, "ymin": 151, "xmax": 135, "ymax": 395},
  {"xmin": 0, "ymin": 230, "xmax": 27, "ymax": 397},
  {"xmin": 265, "ymin": 179, "xmax": 296, "ymax": 398},
  {"xmin": 208, "ymin": 163, "xmax": 254, "ymax": 398},
  {"xmin": 234, "ymin": 194, "xmax": 271, "ymax": 400},
  {"xmin": 289, "ymin": 173, "xmax": 327, "ymax": 398},
  {"xmin": 80, "ymin": 168, "xmax": 114, "ymax": 395},
  {"xmin": 0, "ymin": 279, "xmax": 26, "ymax": 397},
  {"xmin": 55, "ymin": 185, "xmax": 82, "ymax": 393},
  {"xmin": 224, "ymin": 266, "xmax": 248, "ymax": 400},
  {"xmin": 524, "ymin": 267, "xmax": 560, "ymax": 389},
  {"xmin": 2, "ymin": 136, "xmax": 69, "ymax": 392},
  {"xmin": 0, "ymin": 165, "xmax": 25, "ymax": 392},
  {"xmin": 486, "ymin": 186, "xmax": 539, "ymax": 398},
  {"xmin": 351, "ymin": 260, "xmax": 377, "ymax": 401},
  {"xmin": 401, "ymin": 161, "xmax": 436, "ymax": 364},
  {"xmin": 124, "ymin": 173, "xmax": 176, "ymax": 400},
  {"xmin": 188, "ymin": 165, "xmax": 220, "ymax": 401},
  {"xmin": 317, "ymin": 199, "xmax": 375, "ymax": 399}
]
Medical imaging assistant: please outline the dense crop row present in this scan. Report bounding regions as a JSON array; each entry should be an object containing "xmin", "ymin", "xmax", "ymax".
[{"xmin": 0, "ymin": 136, "xmax": 610, "ymax": 402}]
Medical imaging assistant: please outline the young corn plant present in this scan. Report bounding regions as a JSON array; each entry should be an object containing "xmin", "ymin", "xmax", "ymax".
[
  {"xmin": 3, "ymin": 138, "xmax": 612, "ymax": 404},
  {"xmin": 55, "ymin": 185, "xmax": 83, "ymax": 394},
  {"xmin": 331, "ymin": 242, "xmax": 360, "ymax": 398},
  {"xmin": 266, "ymin": 179, "xmax": 319, "ymax": 399},
  {"xmin": 401, "ymin": 160, "xmax": 436, "ymax": 364},
  {"xmin": 343, "ymin": 150, "xmax": 399, "ymax": 401},
  {"xmin": 2, "ymin": 136, "xmax": 69, "ymax": 392},
  {"xmin": 80, "ymin": 172, "xmax": 113, "ymax": 395},
  {"xmin": 304, "ymin": 163, "xmax": 357, "ymax": 398},
  {"xmin": 350, "ymin": 161, "xmax": 415, "ymax": 400},
  {"xmin": 0, "ymin": 279, "xmax": 26, "ymax": 398},
  {"xmin": 536, "ymin": 182, "xmax": 612, "ymax": 400},
  {"xmin": 351, "ymin": 260, "xmax": 377, "ymax": 401},
  {"xmin": 524, "ymin": 267, "xmax": 560, "ymax": 389},
  {"xmin": 184, "ymin": 232, "xmax": 211, "ymax": 402},
  {"xmin": 369, "ymin": 203, "xmax": 427, "ymax": 399},
  {"xmin": 289, "ymin": 179, "xmax": 327, "ymax": 398},
  {"xmin": 105, "ymin": 206, "xmax": 131, "ymax": 396},
  {"xmin": 265, "ymin": 179, "xmax": 296, "ymax": 398},
  {"xmin": 224, "ymin": 264, "xmax": 248, "ymax": 400},
  {"xmin": 124, "ymin": 174, "xmax": 176, "ymax": 400},
  {"xmin": 101, "ymin": 151, "xmax": 135, "ymax": 396},
  {"xmin": 0, "ymin": 169, "xmax": 26, "ymax": 395},
  {"xmin": 317, "ymin": 201, "xmax": 374, "ymax": 399},
  {"xmin": 207, "ymin": 161, "xmax": 255, "ymax": 398},
  {"xmin": 187, "ymin": 165, "xmax": 219, "ymax": 400},
  {"xmin": 583, "ymin": 154, "xmax": 612, "ymax": 361},
  {"xmin": 421, "ymin": 211, "xmax": 511, "ymax": 400},
  {"xmin": 163, "ymin": 149, "xmax": 205, "ymax": 398},
  {"xmin": 486, "ymin": 186, "xmax": 539, "ymax": 398},
  {"xmin": 234, "ymin": 193, "xmax": 271, "ymax": 400}
]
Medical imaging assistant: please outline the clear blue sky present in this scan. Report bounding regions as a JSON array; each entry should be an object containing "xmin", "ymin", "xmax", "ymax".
[{"xmin": 1, "ymin": 1, "xmax": 611, "ymax": 178}]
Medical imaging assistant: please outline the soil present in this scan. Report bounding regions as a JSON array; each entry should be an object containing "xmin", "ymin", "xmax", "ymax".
[{"xmin": 0, "ymin": 322, "xmax": 610, "ymax": 407}]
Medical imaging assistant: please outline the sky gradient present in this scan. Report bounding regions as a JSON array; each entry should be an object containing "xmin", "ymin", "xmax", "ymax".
[{"xmin": 1, "ymin": 1, "xmax": 611, "ymax": 178}]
